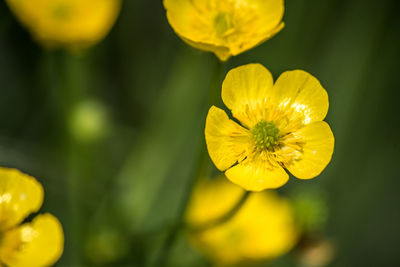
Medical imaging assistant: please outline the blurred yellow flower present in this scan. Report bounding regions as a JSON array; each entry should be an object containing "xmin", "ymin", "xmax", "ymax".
[
  {"xmin": 205, "ymin": 64, "xmax": 334, "ymax": 191},
  {"xmin": 5, "ymin": 0, "xmax": 122, "ymax": 49},
  {"xmin": 186, "ymin": 176, "xmax": 299, "ymax": 265},
  {"xmin": 0, "ymin": 168, "xmax": 64, "ymax": 267},
  {"xmin": 163, "ymin": 0, "xmax": 284, "ymax": 61}
]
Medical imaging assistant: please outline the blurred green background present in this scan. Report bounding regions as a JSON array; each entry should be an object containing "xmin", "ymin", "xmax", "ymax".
[{"xmin": 1, "ymin": 0, "xmax": 400, "ymax": 266}]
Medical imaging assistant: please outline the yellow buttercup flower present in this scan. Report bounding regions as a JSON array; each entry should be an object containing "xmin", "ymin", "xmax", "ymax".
[
  {"xmin": 163, "ymin": 0, "xmax": 284, "ymax": 61},
  {"xmin": 186, "ymin": 176, "xmax": 299, "ymax": 265},
  {"xmin": 5, "ymin": 0, "xmax": 122, "ymax": 49},
  {"xmin": 0, "ymin": 168, "xmax": 64, "ymax": 267},
  {"xmin": 205, "ymin": 64, "xmax": 334, "ymax": 191}
]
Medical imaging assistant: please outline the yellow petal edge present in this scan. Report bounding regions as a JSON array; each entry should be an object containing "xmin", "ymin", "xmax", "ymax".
[
  {"xmin": 286, "ymin": 121, "xmax": 334, "ymax": 179},
  {"xmin": 1, "ymin": 213, "xmax": 64, "ymax": 267},
  {"xmin": 0, "ymin": 168, "xmax": 44, "ymax": 231},
  {"xmin": 205, "ymin": 106, "xmax": 250, "ymax": 171}
]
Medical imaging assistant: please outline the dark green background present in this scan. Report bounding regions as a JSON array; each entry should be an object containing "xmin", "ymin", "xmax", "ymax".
[{"xmin": 0, "ymin": 0, "xmax": 399, "ymax": 266}]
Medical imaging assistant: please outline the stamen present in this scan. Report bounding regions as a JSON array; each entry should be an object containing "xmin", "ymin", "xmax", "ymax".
[{"xmin": 251, "ymin": 120, "xmax": 280, "ymax": 151}]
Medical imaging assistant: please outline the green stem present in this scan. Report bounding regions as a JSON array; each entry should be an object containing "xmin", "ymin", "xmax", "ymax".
[
  {"xmin": 188, "ymin": 190, "xmax": 251, "ymax": 232},
  {"xmin": 50, "ymin": 51, "xmax": 89, "ymax": 266},
  {"xmin": 41, "ymin": 51, "xmax": 81, "ymax": 266},
  {"xmin": 154, "ymin": 58, "xmax": 226, "ymax": 267},
  {"xmin": 64, "ymin": 54, "xmax": 84, "ymax": 267}
]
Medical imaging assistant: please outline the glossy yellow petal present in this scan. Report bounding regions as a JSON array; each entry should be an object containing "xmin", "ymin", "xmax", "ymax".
[
  {"xmin": 228, "ymin": 0, "xmax": 285, "ymax": 56},
  {"xmin": 242, "ymin": 0, "xmax": 285, "ymax": 31},
  {"xmin": 164, "ymin": 0, "xmax": 214, "ymax": 44},
  {"xmin": 0, "ymin": 168, "xmax": 43, "ymax": 231},
  {"xmin": 270, "ymin": 70, "xmax": 329, "ymax": 125},
  {"xmin": 164, "ymin": 0, "xmax": 284, "ymax": 60},
  {"xmin": 225, "ymin": 159, "xmax": 289, "ymax": 191},
  {"xmin": 222, "ymin": 63, "xmax": 274, "ymax": 127},
  {"xmin": 165, "ymin": 2, "xmax": 232, "ymax": 61},
  {"xmin": 205, "ymin": 106, "xmax": 251, "ymax": 171},
  {"xmin": 1, "ymin": 213, "xmax": 64, "ymax": 267},
  {"xmin": 5, "ymin": 0, "xmax": 122, "ymax": 48},
  {"xmin": 286, "ymin": 121, "xmax": 334, "ymax": 179}
]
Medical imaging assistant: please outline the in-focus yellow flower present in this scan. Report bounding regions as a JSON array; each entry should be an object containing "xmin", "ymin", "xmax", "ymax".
[
  {"xmin": 0, "ymin": 168, "xmax": 64, "ymax": 267},
  {"xmin": 163, "ymin": 0, "xmax": 284, "ymax": 61},
  {"xmin": 5, "ymin": 0, "xmax": 122, "ymax": 49},
  {"xmin": 186, "ymin": 176, "xmax": 299, "ymax": 265},
  {"xmin": 205, "ymin": 64, "xmax": 334, "ymax": 191}
]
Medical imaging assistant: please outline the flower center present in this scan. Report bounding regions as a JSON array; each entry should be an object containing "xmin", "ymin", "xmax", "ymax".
[
  {"xmin": 52, "ymin": 4, "xmax": 71, "ymax": 20},
  {"xmin": 214, "ymin": 12, "xmax": 234, "ymax": 36},
  {"xmin": 251, "ymin": 120, "xmax": 280, "ymax": 151}
]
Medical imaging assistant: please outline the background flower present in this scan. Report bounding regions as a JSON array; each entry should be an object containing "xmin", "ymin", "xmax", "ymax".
[
  {"xmin": 5, "ymin": 0, "xmax": 122, "ymax": 49},
  {"xmin": 163, "ymin": 0, "xmax": 284, "ymax": 61},
  {"xmin": 186, "ymin": 176, "xmax": 299, "ymax": 265}
]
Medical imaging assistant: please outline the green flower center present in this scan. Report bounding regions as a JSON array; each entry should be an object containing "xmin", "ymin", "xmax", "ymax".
[
  {"xmin": 52, "ymin": 4, "xmax": 71, "ymax": 20},
  {"xmin": 214, "ymin": 12, "xmax": 234, "ymax": 36},
  {"xmin": 251, "ymin": 120, "xmax": 280, "ymax": 151}
]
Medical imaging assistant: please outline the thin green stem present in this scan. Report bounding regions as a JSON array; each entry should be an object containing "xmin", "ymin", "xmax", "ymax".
[
  {"xmin": 41, "ymin": 51, "xmax": 81, "ymax": 266},
  {"xmin": 64, "ymin": 53, "xmax": 85, "ymax": 267},
  {"xmin": 154, "ymin": 58, "xmax": 225, "ymax": 267},
  {"xmin": 46, "ymin": 51, "xmax": 90, "ymax": 266}
]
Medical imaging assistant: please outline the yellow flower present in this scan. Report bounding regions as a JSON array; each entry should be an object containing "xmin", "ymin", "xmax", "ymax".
[
  {"xmin": 186, "ymin": 176, "xmax": 299, "ymax": 265},
  {"xmin": 5, "ymin": 0, "xmax": 122, "ymax": 49},
  {"xmin": 163, "ymin": 0, "xmax": 284, "ymax": 61},
  {"xmin": 205, "ymin": 64, "xmax": 334, "ymax": 191},
  {"xmin": 0, "ymin": 168, "xmax": 64, "ymax": 267}
]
